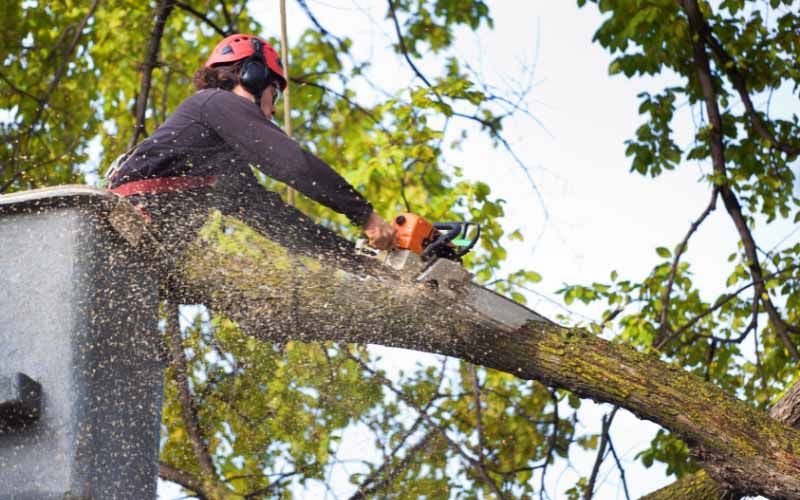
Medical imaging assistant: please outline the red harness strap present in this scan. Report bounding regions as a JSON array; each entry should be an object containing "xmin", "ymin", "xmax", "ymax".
[{"xmin": 109, "ymin": 176, "xmax": 217, "ymax": 197}]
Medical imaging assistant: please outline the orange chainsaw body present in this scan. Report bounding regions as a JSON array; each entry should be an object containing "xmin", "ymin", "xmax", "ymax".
[{"xmin": 392, "ymin": 213, "xmax": 437, "ymax": 255}]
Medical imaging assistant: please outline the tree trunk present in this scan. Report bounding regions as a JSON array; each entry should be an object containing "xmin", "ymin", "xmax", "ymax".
[{"xmin": 170, "ymin": 212, "xmax": 800, "ymax": 500}]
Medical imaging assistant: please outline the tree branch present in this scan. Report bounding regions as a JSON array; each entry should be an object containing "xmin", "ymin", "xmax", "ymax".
[
  {"xmin": 0, "ymin": 70, "xmax": 43, "ymax": 105},
  {"xmin": 584, "ymin": 407, "xmax": 618, "ymax": 500},
  {"xmin": 219, "ymin": 0, "xmax": 237, "ymax": 33},
  {"xmin": 243, "ymin": 471, "xmax": 298, "ymax": 499},
  {"xmin": 159, "ymin": 461, "xmax": 209, "ymax": 499},
  {"xmin": 165, "ymin": 301, "xmax": 223, "ymax": 492},
  {"xmin": 3, "ymin": 0, "xmax": 100, "ymax": 190},
  {"xmin": 678, "ymin": 0, "xmax": 799, "ymax": 360},
  {"xmin": 655, "ymin": 187, "xmax": 718, "ymax": 346},
  {"xmin": 692, "ymin": 10, "xmax": 800, "ymax": 157},
  {"xmin": 469, "ymin": 365, "xmax": 487, "ymax": 467},
  {"xmin": 384, "ymin": 0, "xmax": 548, "ymax": 218},
  {"xmin": 349, "ymin": 430, "xmax": 438, "ymax": 499},
  {"xmin": 386, "ymin": 0, "xmax": 433, "ymax": 87},
  {"xmin": 349, "ymin": 354, "xmax": 508, "ymax": 499},
  {"xmin": 175, "ymin": 1, "xmax": 228, "ymax": 37},
  {"xmin": 606, "ymin": 434, "xmax": 631, "ymax": 500},
  {"xmin": 30, "ymin": 0, "xmax": 101, "ymax": 135},
  {"xmin": 130, "ymin": 0, "xmax": 176, "ymax": 148},
  {"xmin": 296, "ymin": 0, "xmax": 346, "ymax": 47},
  {"xmin": 538, "ymin": 390, "xmax": 560, "ymax": 497}
]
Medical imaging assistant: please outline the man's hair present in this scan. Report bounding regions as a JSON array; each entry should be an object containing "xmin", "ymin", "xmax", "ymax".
[{"xmin": 193, "ymin": 61, "xmax": 245, "ymax": 91}]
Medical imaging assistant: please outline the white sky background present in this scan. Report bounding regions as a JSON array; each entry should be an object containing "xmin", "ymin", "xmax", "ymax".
[{"xmin": 159, "ymin": 0, "xmax": 796, "ymax": 498}]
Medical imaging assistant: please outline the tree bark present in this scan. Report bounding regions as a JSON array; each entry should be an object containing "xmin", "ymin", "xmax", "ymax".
[
  {"xmin": 169, "ymin": 212, "xmax": 800, "ymax": 500},
  {"xmin": 643, "ymin": 379, "xmax": 800, "ymax": 499}
]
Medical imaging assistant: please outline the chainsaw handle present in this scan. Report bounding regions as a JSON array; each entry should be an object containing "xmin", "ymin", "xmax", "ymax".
[
  {"xmin": 422, "ymin": 222, "xmax": 481, "ymax": 260},
  {"xmin": 454, "ymin": 222, "xmax": 480, "ymax": 258},
  {"xmin": 422, "ymin": 223, "xmax": 461, "ymax": 260}
]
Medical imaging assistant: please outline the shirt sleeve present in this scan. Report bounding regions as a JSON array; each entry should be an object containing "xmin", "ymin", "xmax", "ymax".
[{"xmin": 199, "ymin": 89, "xmax": 373, "ymax": 226}]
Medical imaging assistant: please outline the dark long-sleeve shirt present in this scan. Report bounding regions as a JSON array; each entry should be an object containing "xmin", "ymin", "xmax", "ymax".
[{"xmin": 110, "ymin": 88, "xmax": 373, "ymax": 226}]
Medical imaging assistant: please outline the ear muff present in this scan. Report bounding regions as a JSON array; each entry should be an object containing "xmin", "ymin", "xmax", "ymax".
[{"xmin": 239, "ymin": 38, "xmax": 271, "ymax": 106}]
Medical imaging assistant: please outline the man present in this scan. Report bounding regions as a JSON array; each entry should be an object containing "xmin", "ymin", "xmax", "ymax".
[{"xmin": 108, "ymin": 33, "xmax": 395, "ymax": 254}]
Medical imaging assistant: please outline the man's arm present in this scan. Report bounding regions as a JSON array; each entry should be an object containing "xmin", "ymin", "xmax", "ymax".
[{"xmin": 200, "ymin": 89, "xmax": 374, "ymax": 226}]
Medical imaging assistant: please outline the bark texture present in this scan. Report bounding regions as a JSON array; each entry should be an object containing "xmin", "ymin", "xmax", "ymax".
[
  {"xmin": 643, "ymin": 379, "xmax": 800, "ymax": 499},
  {"xmin": 170, "ymin": 211, "xmax": 800, "ymax": 500},
  {"xmin": 641, "ymin": 470, "xmax": 733, "ymax": 500}
]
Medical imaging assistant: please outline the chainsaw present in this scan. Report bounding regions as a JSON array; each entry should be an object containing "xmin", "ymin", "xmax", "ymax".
[
  {"xmin": 357, "ymin": 213, "xmax": 481, "ymax": 297},
  {"xmin": 357, "ymin": 212, "xmax": 548, "ymax": 329}
]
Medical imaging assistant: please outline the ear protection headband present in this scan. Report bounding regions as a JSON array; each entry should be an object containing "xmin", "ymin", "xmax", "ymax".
[{"xmin": 239, "ymin": 38, "xmax": 271, "ymax": 106}]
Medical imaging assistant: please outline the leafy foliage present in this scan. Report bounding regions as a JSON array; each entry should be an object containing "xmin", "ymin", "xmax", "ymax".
[
  {"xmin": 568, "ymin": 0, "xmax": 800, "ymax": 481},
  {"xmin": 7, "ymin": 0, "xmax": 799, "ymax": 497}
]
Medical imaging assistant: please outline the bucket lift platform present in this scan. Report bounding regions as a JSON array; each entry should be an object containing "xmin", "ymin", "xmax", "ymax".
[{"xmin": 0, "ymin": 186, "xmax": 162, "ymax": 500}]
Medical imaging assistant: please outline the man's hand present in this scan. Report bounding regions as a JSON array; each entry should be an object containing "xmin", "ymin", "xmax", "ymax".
[{"xmin": 363, "ymin": 211, "xmax": 396, "ymax": 250}]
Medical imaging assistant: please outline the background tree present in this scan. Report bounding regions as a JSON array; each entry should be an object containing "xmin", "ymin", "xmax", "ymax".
[{"xmin": 2, "ymin": 0, "xmax": 799, "ymax": 498}]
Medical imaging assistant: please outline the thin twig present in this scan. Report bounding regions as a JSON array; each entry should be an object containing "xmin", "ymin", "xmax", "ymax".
[
  {"xmin": 656, "ymin": 187, "xmax": 718, "ymax": 345},
  {"xmin": 244, "ymin": 471, "xmax": 298, "ymax": 499},
  {"xmin": 384, "ymin": 0, "xmax": 548, "ymax": 219},
  {"xmin": 219, "ymin": 0, "xmax": 237, "ymax": 33},
  {"xmin": 351, "ymin": 355, "xmax": 447, "ymax": 498},
  {"xmin": 3, "ymin": 0, "xmax": 100, "ymax": 190},
  {"xmin": 656, "ymin": 264, "xmax": 800, "ymax": 349},
  {"xmin": 348, "ymin": 353, "xmax": 508, "ymax": 499},
  {"xmin": 175, "ymin": 2, "xmax": 228, "ymax": 36},
  {"xmin": 584, "ymin": 407, "xmax": 618, "ymax": 499},
  {"xmin": 538, "ymin": 390, "xmax": 560, "ymax": 498},
  {"xmin": 296, "ymin": 0, "xmax": 346, "ymax": 47},
  {"xmin": 165, "ymin": 302, "xmax": 220, "ymax": 484},
  {"xmin": 386, "ymin": 0, "xmax": 433, "ymax": 87},
  {"xmin": 606, "ymin": 436, "xmax": 631, "ymax": 500},
  {"xmin": 349, "ymin": 431, "xmax": 438, "ymax": 499},
  {"xmin": 0, "ymin": 70, "xmax": 43, "ymax": 104},
  {"xmin": 470, "ymin": 365, "xmax": 487, "ymax": 466}
]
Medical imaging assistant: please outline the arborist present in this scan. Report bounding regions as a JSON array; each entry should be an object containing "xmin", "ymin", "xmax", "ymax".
[{"xmin": 107, "ymin": 33, "xmax": 395, "ymax": 258}]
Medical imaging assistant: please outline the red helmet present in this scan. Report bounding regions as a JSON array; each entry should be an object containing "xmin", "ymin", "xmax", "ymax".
[{"xmin": 204, "ymin": 34, "xmax": 287, "ymax": 90}]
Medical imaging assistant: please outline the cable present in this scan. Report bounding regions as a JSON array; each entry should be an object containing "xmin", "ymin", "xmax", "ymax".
[{"xmin": 279, "ymin": 0, "xmax": 296, "ymax": 206}]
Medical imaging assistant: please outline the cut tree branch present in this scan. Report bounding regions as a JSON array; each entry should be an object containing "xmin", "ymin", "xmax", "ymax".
[{"xmin": 179, "ymin": 207, "xmax": 800, "ymax": 498}]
